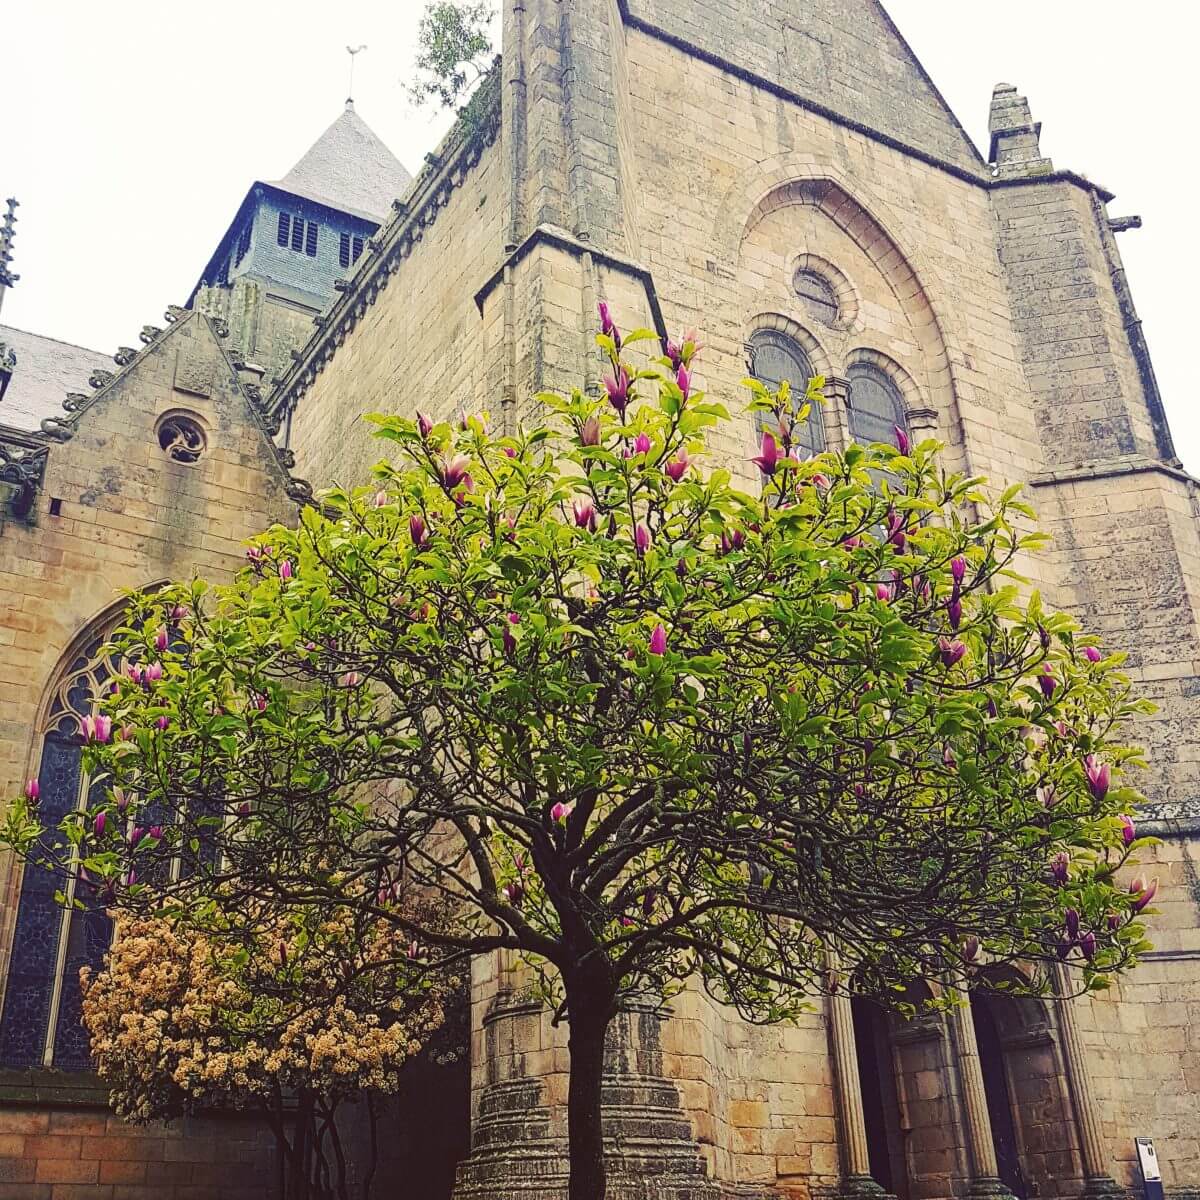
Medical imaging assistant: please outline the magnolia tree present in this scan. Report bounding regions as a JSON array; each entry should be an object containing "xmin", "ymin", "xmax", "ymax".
[
  {"xmin": 81, "ymin": 895, "xmax": 461, "ymax": 1200},
  {"xmin": 3, "ymin": 308, "xmax": 1158, "ymax": 1200}
]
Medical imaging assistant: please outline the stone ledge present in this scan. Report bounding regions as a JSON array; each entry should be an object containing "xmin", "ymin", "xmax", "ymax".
[{"xmin": 0, "ymin": 1067, "xmax": 108, "ymax": 1107}]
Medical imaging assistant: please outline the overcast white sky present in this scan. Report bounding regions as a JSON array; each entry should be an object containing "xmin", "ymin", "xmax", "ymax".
[{"xmin": 1, "ymin": 3, "xmax": 1194, "ymax": 466}]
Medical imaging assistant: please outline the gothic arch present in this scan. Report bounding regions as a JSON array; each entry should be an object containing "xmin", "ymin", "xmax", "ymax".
[
  {"xmin": 711, "ymin": 156, "xmax": 971, "ymax": 468},
  {"xmin": 0, "ymin": 586, "xmax": 168, "ymax": 1071},
  {"xmin": 744, "ymin": 311, "xmax": 834, "ymax": 380},
  {"xmin": 845, "ymin": 348, "xmax": 928, "ymax": 429}
]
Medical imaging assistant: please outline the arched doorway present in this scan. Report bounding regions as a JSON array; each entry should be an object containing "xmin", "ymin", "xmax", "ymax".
[
  {"xmin": 970, "ymin": 992, "xmax": 1027, "ymax": 1200},
  {"xmin": 970, "ymin": 975, "xmax": 1083, "ymax": 1200},
  {"xmin": 851, "ymin": 996, "xmax": 905, "ymax": 1199}
]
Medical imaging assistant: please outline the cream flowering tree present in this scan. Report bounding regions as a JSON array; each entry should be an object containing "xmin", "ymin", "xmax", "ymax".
[
  {"xmin": 81, "ymin": 895, "xmax": 462, "ymax": 1200},
  {"xmin": 3, "ymin": 305, "xmax": 1159, "ymax": 1200}
]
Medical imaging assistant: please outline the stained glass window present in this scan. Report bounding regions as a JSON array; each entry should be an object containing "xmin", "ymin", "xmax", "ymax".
[
  {"xmin": 848, "ymin": 363, "xmax": 907, "ymax": 449},
  {"xmin": 0, "ymin": 633, "xmax": 117, "ymax": 1070},
  {"xmin": 748, "ymin": 330, "xmax": 825, "ymax": 459}
]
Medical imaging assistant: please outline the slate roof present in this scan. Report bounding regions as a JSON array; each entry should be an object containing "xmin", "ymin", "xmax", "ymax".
[
  {"xmin": 267, "ymin": 101, "xmax": 413, "ymax": 223},
  {"xmin": 0, "ymin": 323, "xmax": 109, "ymax": 434}
]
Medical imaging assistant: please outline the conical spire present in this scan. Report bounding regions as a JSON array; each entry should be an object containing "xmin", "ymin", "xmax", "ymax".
[{"xmin": 269, "ymin": 105, "xmax": 412, "ymax": 222}]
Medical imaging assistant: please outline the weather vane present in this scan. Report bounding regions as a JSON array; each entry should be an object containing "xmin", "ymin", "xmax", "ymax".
[{"xmin": 346, "ymin": 45, "xmax": 367, "ymax": 105}]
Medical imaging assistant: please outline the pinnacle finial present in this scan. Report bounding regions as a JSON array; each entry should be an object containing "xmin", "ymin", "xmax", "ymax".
[
  {"xmin": 988, "ymin": 83, "xmax": 1053, "ymax": 178},
  {"xmin": 0, "ymin": 197, "xmax": 20, "ymax": 318}
]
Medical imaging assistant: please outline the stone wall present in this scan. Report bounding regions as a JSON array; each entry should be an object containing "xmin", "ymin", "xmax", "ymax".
[
  {"xmin": 0, "ymin": 309, "xmax": 297, "ymax": 1190},
  {"xmin": 0, "ymin": 1095, "xmax": 274, "ymax": 1199}
]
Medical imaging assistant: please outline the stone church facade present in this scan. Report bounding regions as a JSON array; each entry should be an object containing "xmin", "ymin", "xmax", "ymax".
[{"xmin": 1, "ymin": 2, "xmax": 1198, "ymax": 1198}]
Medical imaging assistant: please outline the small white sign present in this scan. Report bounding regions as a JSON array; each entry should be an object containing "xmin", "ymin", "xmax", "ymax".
[{"xmin": 1136, "ymin": 1138, "xmax": 1162, "ymax": 1183}]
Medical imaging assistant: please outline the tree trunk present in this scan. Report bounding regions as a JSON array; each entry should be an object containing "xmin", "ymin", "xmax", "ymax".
[{"xmin": 566, "ymin": 996, "xmax": 611, "ymax": 1200}]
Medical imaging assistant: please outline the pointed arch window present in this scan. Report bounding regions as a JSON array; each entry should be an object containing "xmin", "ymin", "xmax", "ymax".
[
  {"xmin": 747, "ymin": 330, "xmax": 825, "ymax": 458},
  {"xmin": 0, "ymin": 632, "xmax": 118, "ymax": 1070},
  {"xmin": 848, "ymin": 363, "xmax": 907, "ymax": 449}
]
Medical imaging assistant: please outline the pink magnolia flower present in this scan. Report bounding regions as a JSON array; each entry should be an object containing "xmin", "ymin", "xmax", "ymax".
[
  {"xmin": 80, "ymin": 714, "xmax": 112, "ymax": 744},
  {"xmin": 169, "ymin": 604, "xmax": 189, "ymax": 622},
  {"xmin": 119, "ymin": 725, "xmax": 135, "ymax": 742},
  {"xmin": 148, "ymin": 825, "xmax": 163, "ymax": 842},
  {"xmin": 250, "ymin": 692, "xmax": 268, "ymax": 713},
  {"xmin": 1084, "ymin": 755, "xmax": 1110, "ymax": 801},
  {"xmin": 676, "ymin": 365, "xmax": 692, "ymax": 401},
  {"xmin": 502, "ymin": 880, "xmax": 524, "ymax": 905},
  {"xmin": 339, "ymin": 672, "xmax": 363, "ymax": 688},
  {"xmin": 373, "ymin": 489, "xmax": 389, "ymax": 508},
  {"xmin": 155, "ymin": 716, "xmax": 170, "ymax": 731},
  {"xmin": 649, "ymin": 623, "xmax": 667, "ymax": 656},
  {"xmin": 155, "ymin": 626, "xmax": 169, "ymax": 652},
  {"xmin": 1050, "ymin": 852, "xmax": 1070, "ymax": 886},
  {"xmin": 579, "ymin": 415, "xmax": 602, "ymax": 446},
  {"xmin": 1080, "ymin": 931, "xmax": 1097, "ymax": 961},
  {"xmin": 572, "ymin": 498, "xmax": 598, "ymax": 532},
  {"xmin": 938, "ymin": 638, "xmax": 966, "ymax": 668},
  {"xmin": 598, "ymin": 300, "xmax": 620, "ymax": 348},
  {"xmin": 237, "ymin": 801, "xmax": 251, "ymax": 817},
  {"xmin": 1082, "ymin": 645, "xmax": 1102, "ymax": 664},
  {"xmin": 894, "ymin": 425, "xmax": 911, "ymax": 455},
  {"xmin": 502, "ymin": 446, "xmax": 517, "ymax": 459},
  {"xmin": 442, "ymin": 455, "xmax": 471, "ymax": 490},
  {"xmin": 93, "ymin": 811, "xmax": 106, "ymax": 838},
  {"xmin": 1037, "ymin": 785, "xmax": 1058, "ymax": 810},
  {"xmin": 502, "ymin": 614, "xmax": 519, "ymax": 657},
  {"xmin": 876, "ymin": 582, "xmax": 895, "ymax": 603},
  {"xmin": 278, "ymin": 559, "xmax": 294, "ymax": 582},
  {"xmin": 129, "ymin": 826, "xmax": 145, "ymax": 847},
  {"xmin": 550, "ymin": 801, "xmax": 574, "ymax": 826},
  {"xmin": 1064, "ymin": 907, "xmax": 1080, "ymax": 939},
  {"xmin": 885, "ymin": 509, "xmax": 906, "ymax": 552},
  {"xmin": 1129, "ymin": 876, "xmax": 1158, "ymax": 913},
  {"xmin": 1119, "ymin": 814, "xmax": 1136, "ymax": 846},
  {"xmin": 635, "ymin": 523, "xmax": 652, "ymax": 555},
  {"xmin": 950, "ymin": 556, "xmax": 966, "ymax": 585},
  {"xmin": 948, "ymin": 595, "xmax": 962, "ymax": 631},
  {"xmin": 407, "ymin": 941, "xmax": 421, "ymax": 961},
  {"xmin": 1038, "ymin": 666, "xmax": 1057, "ymax": 700},
  {"xmin": 144, "ymin": 662, "xmax": 163, "ymax": 684},
  {"xmin": 416, "ymin": 411, "xmax": 434, "ymax": 438},
  {"xmin": 246, "ymin": 545, "xmax": 264, "ymax": 566},
  {"xmin": 752, "ymin": 430, "xmax": 782, "ymax": 476},
  {"xmin": 409, "ymin": 514, "xmax": 429, "ymax": 549},
  {"xmin": 24, "ymin": 778, "xmax": 39, "ymax": 802},
  {"xmin": 603, "ymin": 367, "xmax": 632, "ymax": 416},
  {"xmin": 842, "ymin": 536, "xmax": 861, "ymax": 550},
  {"xmin": 664, "ymin": 448, "xmax": 689, "ymax": 482},
  {"xmin": 633, "ymin": 432, "xmax": 651, "ymax": 455},
  {"xmin": 127, "ymin": 664, "xmax": 144, "ymax": 685}
]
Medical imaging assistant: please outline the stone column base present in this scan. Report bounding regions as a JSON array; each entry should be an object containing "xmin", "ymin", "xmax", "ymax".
[
  {"xmin": 834, "ymin": 1175, "xmax": 896, "ymax": 1200},
  {"xmin": 965, "ymin": 1179, "xmax": 1017, "ymax": 1200},
  {"xmin": 1080, "ymin": 1177, "xmax": 1128, "ymax": 1200}
]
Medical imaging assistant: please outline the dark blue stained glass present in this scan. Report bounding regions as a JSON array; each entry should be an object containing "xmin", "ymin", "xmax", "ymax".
[
  {"xmin": 0, "ymin": 737, "xmax": 80, "ymax": 1067},
  {"xmin": 51, "ymin": 901, "xmax": 111, "ymax": 1070},
  {"xmin": 52, "ymin": 775, "xmax": 112, "ymax": 1070}
]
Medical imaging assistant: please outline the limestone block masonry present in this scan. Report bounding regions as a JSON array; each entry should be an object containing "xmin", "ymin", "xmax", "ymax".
[{"xmin": 0, "ymin": 2, "xmax": 1197, "ymax": 1198}]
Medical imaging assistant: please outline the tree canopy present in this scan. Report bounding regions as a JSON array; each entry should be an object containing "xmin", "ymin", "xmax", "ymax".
[{"xmin": 2, "ymin": 308, "xmax": 1157, "ymax": 1200}]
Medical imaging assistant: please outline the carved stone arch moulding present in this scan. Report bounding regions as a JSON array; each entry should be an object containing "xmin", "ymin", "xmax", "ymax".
[
  {"xmin": 789, "ymin": 252, "xmax": 861, "ymax": 333},
  {"xmin": 844, "ymin": 347, "xmax": 931, "ymax": 429},
  {"xmin": 712, "ymin": 156, "xmax": 971, "ymax": 463},
  {"xmin": 743, "ymin": 311, "xmax": 834, "ymax": 381}
]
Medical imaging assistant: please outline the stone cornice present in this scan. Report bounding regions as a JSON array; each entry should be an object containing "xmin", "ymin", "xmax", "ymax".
[
  {"xmin": 473, "ymin": 223, "xmax": 669, "ymax": 340},
  {"xmin": 269, "ymin": 67, "xmax": 502, "ymax": 424},
  {"xmin": 1029, "ymin": 456, "xmax": 1198, "ymax": 491}
]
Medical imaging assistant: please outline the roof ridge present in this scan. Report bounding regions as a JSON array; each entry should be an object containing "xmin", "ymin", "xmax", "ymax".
[{"xmin": 0, "ymin": 322, "xmax": 105, "ymax": 357}]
